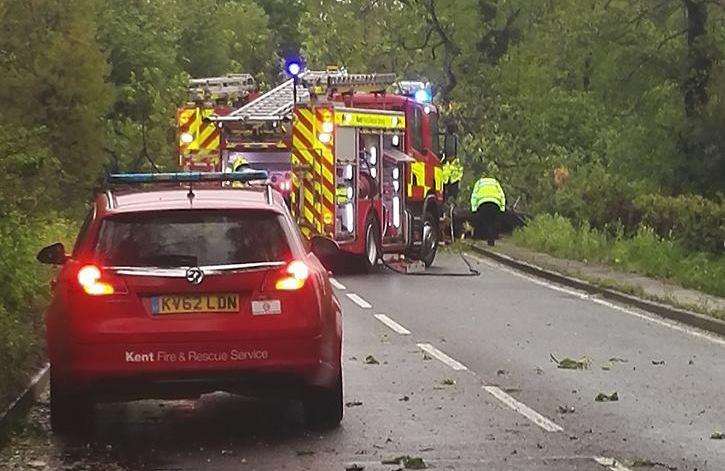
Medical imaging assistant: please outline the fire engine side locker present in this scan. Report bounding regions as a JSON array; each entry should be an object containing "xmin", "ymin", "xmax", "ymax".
[{"xmin": 332, "ymin": 107, "xmax": 409, "ymax": 256}]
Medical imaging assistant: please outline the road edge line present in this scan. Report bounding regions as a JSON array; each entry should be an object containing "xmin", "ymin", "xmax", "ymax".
[
  {"xmin": 0, "ymin": 363, "xmax": 50, "ymax": 433},
  {"xmin": 483, "ymin": 385, "xmax": 563, "ymax": 432},
  {"xmin": 466, "ymin": 243, "xmax": 725, "ymax": 338}
]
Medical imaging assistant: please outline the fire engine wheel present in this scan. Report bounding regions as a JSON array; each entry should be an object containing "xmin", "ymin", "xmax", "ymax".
[
  {"xmin": 361, "ymin": 215, "xmax": 381, "ymax": 272},
  {"xmin": 303, "ymin": 369, "xmax": 343, "ymax": 430},
  {"xmin": 418, "ymin": 211, "xmax": 439, "ymax": 268},
  {"xmin": 50, "ymin": 369, "xmax": 93, "ymax": 435}
]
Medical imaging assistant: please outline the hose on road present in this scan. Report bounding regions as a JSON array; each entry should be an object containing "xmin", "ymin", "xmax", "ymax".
[{"xmin": 381, "ymin": 251, "xmax": 480, "ymax": 277}]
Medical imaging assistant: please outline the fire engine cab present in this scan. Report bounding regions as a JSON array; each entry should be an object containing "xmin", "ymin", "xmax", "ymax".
[{"xmin": 210, "ymin": 70, "xmax": 458, "ymax": 270}]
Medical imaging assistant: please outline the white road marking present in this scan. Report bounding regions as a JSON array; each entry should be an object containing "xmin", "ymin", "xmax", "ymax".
[
  {"xmin": 417, "ymin": 343, "xmax": 468, "ymax": 370},
  {"xmin": 346, "ymin": 293, "xmax": 372, "ymax": 309},
  {"xmin": 374, "ymin": 314, "xmax": 411, "ymax": 335},
  {"xmin": 329, "ymin": 278, "xmax": 346, "ymax": 290},
  {"xmin": 468, "ymin": 254, "xmax": 725, "ymax": 347},
  {"xmin": 483, "ymin": 386, "xmax": 563, "ymax": 432},
  {"xmin": 593, "ymin": 457, "xmax": 634, "ymax": 471}
]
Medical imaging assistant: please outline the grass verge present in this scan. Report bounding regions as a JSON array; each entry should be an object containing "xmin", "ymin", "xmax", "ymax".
[{"xmin": 511, "ymin": 214, "xmax": 725, "ymax": 299}]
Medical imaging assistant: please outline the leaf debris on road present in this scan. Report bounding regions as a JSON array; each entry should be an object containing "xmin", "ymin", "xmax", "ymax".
[
  {"xmin": 558, "ymin": 405, "xmax": 575, "ymax": 414},
  {"xmin": 550, "ymin": 354, "xmax": 590, "ymax": 369},
  {"xmin": 345, "ymin": 401, "xmax": 363, "ymax": 407},
  {"xmin": 441, "ymin": 378, "xmax": 455, "ymax": 386},
  {"xmin": 595, "ymin": 391, "xmax": 619, "ymax": 402},
  {"xmin": 629, "ymin": 458, "xmax": 677, "ymax": 470},
  {"xmin": 651, "ymin": 360, "xmax": 666, "ymax": 365},
  {"xmin": 346, "ymin": 464, "xmax": 365, "ymax": 471},
  {"xmin": 711, "ymin": 431, "xmax": 724, "ymax": 439},
  {"xmin": 381, "ymin": 455, "xmax": 427, "ymax": 469},
  {"xmin": 365, "ymin": 355, "xmax": 380, "ymax": 365}
]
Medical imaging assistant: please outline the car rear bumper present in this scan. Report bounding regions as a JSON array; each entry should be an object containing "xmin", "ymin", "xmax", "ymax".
[{"xmin": 54, "ymin": 336, "xmax": 340, "ymax": 398}]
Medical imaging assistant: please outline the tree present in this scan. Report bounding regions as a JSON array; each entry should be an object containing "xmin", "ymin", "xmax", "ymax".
[
  {"xmin": 98, "ymin": 0, "xmax": 187, "ymax": 172},
  {"xmin": 0, "ymin": 0, "xmax": 112, "ymax": 213}
]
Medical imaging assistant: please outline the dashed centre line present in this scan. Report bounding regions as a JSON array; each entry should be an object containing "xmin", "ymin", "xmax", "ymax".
[
  {"xmin": 374, "ymin": 314, "xmax": 411, "ymax": 335},
  {"xmin": 346, "ymin": 293, "xmax": 372, "ymax": 309},
  {"xmin": 417, "ymin": 343, "xmax": 468, "ymax": 370},
  {"xmin": 483, "ymin": 385, "xmax": 563, "ymax": 432},
  {"xmin": 338, "ymin": 273, "xmax": 568, "ymax": 436},
  {"xmin": 329, "ymin": 278, "xmax": 346, "ymax": 290}
]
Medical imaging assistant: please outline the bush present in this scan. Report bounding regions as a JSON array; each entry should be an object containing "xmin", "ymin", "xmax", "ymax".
[
  {"xmin": 512, "ymin": 213, "xmax": 610, "ymax": 262},
  {"xmin": 0, "ymin": 213, "xmax": 76, "ymax": 408},
  {"xmin": 513, "ymin": 214, "xmax": 725, "ymax": 297},
  {"xmin": 633, "ymin": 193, "xmax": 724, "ymax": 253}
]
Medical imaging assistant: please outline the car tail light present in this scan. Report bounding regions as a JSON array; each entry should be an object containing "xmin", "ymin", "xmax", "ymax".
[
  {"xmin": 275, "ymin": 260, "xmax": 310, "ymax": 291},
  {"xmin": 77, "ymin": 264, "xmax": 124, "ymax": 296}
]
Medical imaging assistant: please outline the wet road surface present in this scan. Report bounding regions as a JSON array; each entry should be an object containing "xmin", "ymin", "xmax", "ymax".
[{"xmin": 1, "ymin": 252, "xmax": 723, "ymax": 470}]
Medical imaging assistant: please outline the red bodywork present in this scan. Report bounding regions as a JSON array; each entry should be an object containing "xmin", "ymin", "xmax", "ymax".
[
  {"xmin": 341, "ymin": 93, "xmax": 442, "ymax": 170},
  {"xmin": 45, "ymin": 187, "xmax": 342, "ymax": 401}
]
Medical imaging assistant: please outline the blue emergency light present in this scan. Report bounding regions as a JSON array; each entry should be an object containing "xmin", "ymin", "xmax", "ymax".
[
  {"xmin": 284, "ymin": 57, "xmax": 304, "ymax": 78},
  {"xmin": 107, "ymin": 171, "xmax": 269, "ymax": 184},
  {"xmin": 415, "ymin": 88, "xmax": 432, "ymax": 103}
]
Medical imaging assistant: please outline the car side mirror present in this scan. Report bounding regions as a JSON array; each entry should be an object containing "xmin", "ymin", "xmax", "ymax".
[
  {"xmin": 444, "ymin": 134, "xmax": 458, "ymax": 159},
  {"xmin": 37, "ymin": 242, "xmax": 69, "ymax": 265}
]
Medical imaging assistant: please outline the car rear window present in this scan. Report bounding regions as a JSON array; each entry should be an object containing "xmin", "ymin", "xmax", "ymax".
[{"xmin": 94, "ymin": 210, "xmax": 292, "ymax": 267}]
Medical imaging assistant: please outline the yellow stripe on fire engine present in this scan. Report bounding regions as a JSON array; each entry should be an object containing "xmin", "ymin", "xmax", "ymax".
[
  {"xmin": 407, "ymin": 161, "xmax": 428, "ymax": 197},
  {"xmin": 434, "ymin": 166, "xmax": 443, "ymax": 192},
  {"xmin": 334, "ymin": 111, "xmax": 405, "ymax": 130}
]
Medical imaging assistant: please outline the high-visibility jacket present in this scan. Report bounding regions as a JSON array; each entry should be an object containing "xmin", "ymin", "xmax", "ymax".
[
  {"xmin": 442, "ymin": 158, "xmax": 464, "ymax": 185},
  {"xmin": 471, "ymin": 177, "xmax": 506, "ymax": 212}
]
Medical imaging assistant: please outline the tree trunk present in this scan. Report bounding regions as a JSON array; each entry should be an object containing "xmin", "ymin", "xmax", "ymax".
[{"xmin": 682, "ymin": 0, "xmax": 710, "ymax": 118}]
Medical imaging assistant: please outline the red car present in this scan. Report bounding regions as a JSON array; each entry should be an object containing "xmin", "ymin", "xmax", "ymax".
[{"xmin": 37, "ymin": 173, "xmax": 343, "ymax": 433}]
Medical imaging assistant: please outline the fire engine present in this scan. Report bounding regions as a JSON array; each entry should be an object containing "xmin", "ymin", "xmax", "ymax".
[
  {"xmin": 210, "ymin": 70, "xmax": 458, "ymax": 270},
  {"xmin": 176, "ymin": 74, "xmax": 258, "ymax": 172}
]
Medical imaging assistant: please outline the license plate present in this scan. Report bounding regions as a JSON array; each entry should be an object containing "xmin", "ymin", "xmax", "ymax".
[{"xmin": 151, "ymin": 294, "xmax": 239, "ymax": 315}]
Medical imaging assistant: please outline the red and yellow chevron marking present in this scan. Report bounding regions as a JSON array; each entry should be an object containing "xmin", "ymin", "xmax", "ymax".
[
  {"xmin": 177, "ymin": 107, "xmax": 220, "ymax": 158},
  {"xmin": 290, "ymin": 106, "xmax": 336, "ymax": 238}
]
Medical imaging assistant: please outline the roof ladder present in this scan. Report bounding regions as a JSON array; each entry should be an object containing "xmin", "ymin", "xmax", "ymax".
[{"xmin": 220, "ymin": 71, "xmax": 397, "ymax": 122}]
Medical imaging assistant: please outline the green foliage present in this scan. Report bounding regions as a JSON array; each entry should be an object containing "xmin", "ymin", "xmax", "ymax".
[
  {"xmin": 514, "ymin": 214, "xmax": 725, "ymax": 298},
  {"xmin": 0, "ymin": 0, "xmax": 112, "ymax": 212},
  {"xmin": 256, "ymin": 0, "xmax": 305, "ymax": 56},
  {"xmin": 634, "ymin": 193, "xmax": 725, "ymax": 253},
  {"xmin": 0, "ymin": 0, "xmax": 281, "ymax": 405},
  {"xmin": 0, "ymin": 213, "xmax": 76, "ymax": 405}
]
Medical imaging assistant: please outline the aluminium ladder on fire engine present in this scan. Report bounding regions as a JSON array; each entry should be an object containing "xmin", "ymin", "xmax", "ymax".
[
  {"xmin": 218, "ymin": 71, "xmax": 397, "ymax": 123},
  {"xmin": 188, "ymin": 74, "xmax": 257, "ymax": 103}
]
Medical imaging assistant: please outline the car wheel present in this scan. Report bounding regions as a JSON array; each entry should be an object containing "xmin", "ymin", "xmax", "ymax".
[
  {"xmin": 304, "ymin": 370, "xmax": 343, "ymax": 430},
  {"xmin": 361, "ymin": 214, "xmax": 381, "ymax": 272},
  {"xmin": 50, "ymin": 370, "xmax": 93, "ymax": 435},
  {"xmin": 418, "ymin": 210, "xmax": 439, "ymax": 267}
]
